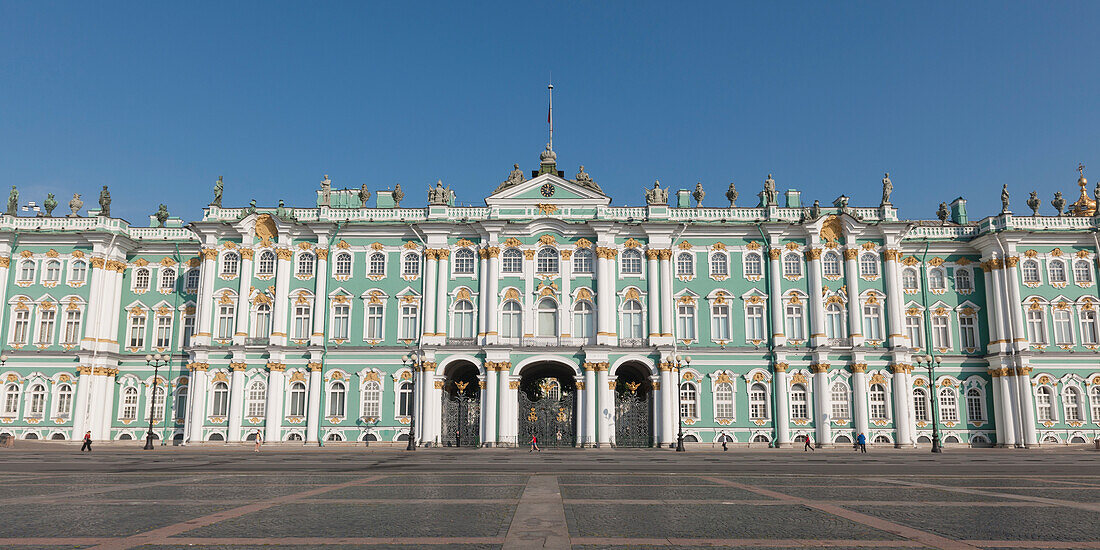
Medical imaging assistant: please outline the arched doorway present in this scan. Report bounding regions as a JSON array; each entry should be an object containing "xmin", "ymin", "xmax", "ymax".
[
  {"xmin": 518, "ymin": 362, "xmax": 577, "ymax": 447},
  {"xmin": 613, "ymin": 362, "xmax": 653, "ymax": 447},
  {"xmin": 441, "ymin": 361, "xmax": 481, "ymax": 447}
]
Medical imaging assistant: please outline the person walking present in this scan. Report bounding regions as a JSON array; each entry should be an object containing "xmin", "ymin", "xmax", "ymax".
[
  {"xmin": 857, "ymin": 432, "xmax": 867, "ymax": 453},
  {"xmin": 529, "ymin": 434, "xmax": 540, "ymax": 452},
  {"xmin": 80, "ymin": 431, "xmax": 92, "ymax": 452},
  {"xmin": 253, "ymin": 431, "xmax": 263, "ymax": 452},
  {"xmin": 803, "ymin": 435, "xmax": 815, "ymax": 452}
]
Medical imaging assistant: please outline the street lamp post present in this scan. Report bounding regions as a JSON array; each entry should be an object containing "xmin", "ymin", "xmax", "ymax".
[
  {"xmin": 672, "ymin": 354, "xmax": 691, "ymax": 452},
  {"xmin": 144, "ymin": 353, "xmax": 169, "ymax": 450},
  {"xmin": 916, "ymin": 354, "xmax": 942, "ymax": 453},
  {"xmin": 401, "ymin": 350, "xmax": 422, "ymax": 451}
]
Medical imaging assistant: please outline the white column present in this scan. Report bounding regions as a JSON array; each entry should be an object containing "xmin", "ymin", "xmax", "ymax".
[
  {"xmin": 596, "ymin": 363, "xmax": 610, "ymax": 446},
  {"xmin": 486, "ymin": 248, "xmax": 500, "ymax": 344},
  {"xmin": 883, "ymin": 249, "xmax": 905, "ymax": 348},
  {"xmin": 1004, "ymin": 257, "xmax": 1030, "ymax": 353},
  {"xmin": 812, "ymin": 364, "xmax": 831, "ymax": 445},
  {"xmin": 499, "ymin": 368, "xmax": 516, "ymax": 446},
  {"xmin": 87, "ymin": 371, "xmax": 108, "ymax": 440},
  {"xmin": 768, "ymin": 250, "xmax": 786, "ymax": 346},
  {"xmin": 72, "ymin": 367, "xmax": 94, "ymax": 438},
  {"xmin": 891, "ymin": 364, "xmax": 912, "ymax": 447},
  {"xmin": 227, "ymin": 364, "xmax": 245, "ymax": 442},
  {"xmin": 485, "ymin": 364, "xmax": 499, "ymax": 446},
  {"xmin": 646, "ymin": 250, "xmax": 661, "ymax": 342},
  {"xmin": 659, "ymin": 363, "xmax": 673, "ymax": 446},
  {"xmin": 310, "ymin": 250, "xmax": 328, "ymax": 346},
  {"xmin": 97, "ymin": 368, "xmax": 118, "ymax": 441},
  {"xmin": 1016, "ymin": 366, "xmax": 1038, "ymax": 446},
  {"xmin": 264, "ymin": 365, "xmax": 285, "ymax": 442},
  {"xmin": 996, "ymin": 363, "xmax": 1017, "ymax": 447},
  {"xmin": 852, "ymin": 366, "xmax": 869, "ymax": 440},
  {"xmin": 560, "ymin": 250, "xmax": 573, "ymax": 339},
  {"xmin": 435, "ymin": 251, "xmax": 450, "ymax": 337},
  {"xmin": 584, "ymin": 364, "xmax": 597, "ymax": 447},
  {"xmin": 422, "ymin": 250, "xmax": 438, "ymax": 337},
  {"xmin": 989, "ymin": 367, "xmax": 1005, "ymax": 446},
  {"xmin": 774, "ymin": 366, "xmax": 790, "ymax": 446},
  {"xmin": 843, "ymin": 249, "xmax": 864, "ymax": 346},
  {"xmin": 305, "ymin": 362, "xmax": 322, "ymax": 443},
  {"xmin": 806, "ymin": 250, "xmax": 826, "ymax": 347},
  {"xmin": 980, "ymin": 264, "xmax": 1002, "ymax": 344},
  {"xmin": 477, "ymin": 250, "xmax": 488, "ymax": 343},
  {"xmin": 186, "ymin": 366, "xmax": 209, "ymax": 442},
  {"xmin": 596, "ymin": 249, "xmax": 615, "ymax": 345},
  {"xmin": 233, "ymin": 250, "xmax": 253, "ymax": 345},
  {"xmin": 195, "ymin": 248, "xmax": 218, "ymax": 346},
  {"xmin": 270, "ymin": 249, "xmax": 292, "ymax": 346},
  {"xmin": 424, "ymin": 366, "xmax": 441, "ymax": 445},
  {"xmin": 659, "ymin": 250, "xmax": 673, "ymax": 339}
]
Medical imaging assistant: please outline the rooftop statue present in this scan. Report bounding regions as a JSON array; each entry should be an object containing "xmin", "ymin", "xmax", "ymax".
[
  {"xmin": 725, "ymin": 182, "xmax": 738, "ymax": 207},
  {"xmin": 644, "ymin": 180, "xmax": 669, "ymax": 206},
  {"xmin": 763, "ymin": 174, "xmax": 778, "ymax": 206},
  {"xmin": 937, "ymin": 202, "xmax": 949, "ymax": 224},
  {"xmin": 1052, "ymin": 191, "xmax": 1066, "ymax": 216},
  {"xmin": 1000, "ymin": 184, "xmax": 1010, "ymax": 214},
  {"xmin": 809, "ymin": 200, "xmax": 822, "ymax": 220},
  {"xmin": 574, "ymin": 165, "xmax": 601, "ymax": 192},
  {"xmin": 155, "ymin": 204, "xmax": 169, "ymax": 227},
  {"xmin": 881, "ymin": 172, "xmax": 893, "ymax": 206},
  {"xmin": 494, "ymin": 163, "xmax": 526, "ymax": 194},
  {"xmin": 7, "ymin": 186, "xmax": 17, "ymax": 216},
  {"xmin": 68, "ymin": 193, "xmax": 83, "ymax": 217},
  {"xmin": 392, "ymin": 183, "xmax": 404, "ymax": 207},
  {"xmin": 98, "ymin": 186, "xmax": 111, "ymax": 217},
  {"xmin": 276, "ymin": 199, "xmax": 288, "ymax": 220},
  {"xmin": 211, "ymin": 176, "xmax": 223, "ymax": 207},
  {"xmin": 359, "ymin": 184, "xmax": 371, "ymax": 208},
  {"xmin": 319, "ymin": 175, "xmax": 332, "ymax": 207},
  {"xmin": 246, "ymin": 199, "xmax": 257, "ymax": 216},
  {"xmin": 1027, "ymin": 191, "xmax": 1041, "ymax": 216},
  {"xmin": 692, "ymin": 183, "xmax": 705, "ymax": 207},
  {"xmin": 44, "ymin": 193, "xmax": 57, "ymax": 217},
  {"xmin": 428, "ymin": 180, "xmax": 454, "ymax": 206}
]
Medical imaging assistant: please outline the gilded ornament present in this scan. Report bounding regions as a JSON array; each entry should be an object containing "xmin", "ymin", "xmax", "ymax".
[
  {"xmin": 769, "ymin": 249, "xmax": 781, "ymax": 260},
  {"xmin": 819, "ymin": 215, "xmax": 843, "ymax": 244},
  {"xmin": 503, "ymin": 237, "xmax": 523, "ymax": 247}
]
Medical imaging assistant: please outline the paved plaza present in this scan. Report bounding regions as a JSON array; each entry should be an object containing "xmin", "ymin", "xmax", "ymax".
[{"xmin": 0, "ymin": 445, "xmax": 1098, "ymax": 549}]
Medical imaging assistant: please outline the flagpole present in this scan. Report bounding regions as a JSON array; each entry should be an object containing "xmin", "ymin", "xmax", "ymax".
[{"xmin": 548, "ymin": 80, "xmax": 553, "ymax": 150}]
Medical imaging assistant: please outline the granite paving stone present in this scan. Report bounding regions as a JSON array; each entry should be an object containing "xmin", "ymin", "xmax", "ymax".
[
  {"xmin": 313, "ymin": 484, "xmax": 524, "ymax": 500},
  {"xmin": 845, "ymin": 504, "xmax": 1100, "ymax": 541},
  {"xmin": 561, "ymin": 484, "xmax": 771, "ymax": 501},
  {"xmin": 0, "ymin": 503, "xmax": 231, "ymax": 537}
]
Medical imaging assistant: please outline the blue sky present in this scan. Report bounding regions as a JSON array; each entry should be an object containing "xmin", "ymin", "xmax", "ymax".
[{"xmin": 1, "ymin": 2, "xmax": 1098, "ymax": 223}]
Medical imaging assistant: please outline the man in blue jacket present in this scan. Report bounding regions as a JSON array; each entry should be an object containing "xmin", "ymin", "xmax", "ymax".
[{"xmin": 856, "ymin": 432, "xmax": 867, "ymax": 453}]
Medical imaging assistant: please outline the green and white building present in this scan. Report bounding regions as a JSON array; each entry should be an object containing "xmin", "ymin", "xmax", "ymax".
[{"xmin": 2, "ymin": 146, "xmax": 1099, "ymax": 448}]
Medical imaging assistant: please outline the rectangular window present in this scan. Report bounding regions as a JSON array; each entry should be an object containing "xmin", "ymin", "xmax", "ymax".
[
  {"xmin": 155, "ymin": 316, "xmax": 172, "ymax": 348},
  {"xmin": 745, "ymin": 305, "xmax": 764, "ymax": 341},
  {"xmin": 399, "ymin": 305, "xmax": 419, "ymax": 340},
  {"xmin": 1082, "ymin": 310, "xmax": 1099, "ymax": 346},
  {"xmin": 712, "ymin": 304, "xmax": 730, "ymax": 341},
  {"xmin": 906, "ymin": 315, "xmax": 923, "ymax": 348},
  {"xmin": 37, "ymin": 309, "xmax": 56, "ymax": 345},
  {"xmin": 785, "ymin": 305, "xmax": 804, "ymax": 340},
  {"xmin": 63, "ymin": 310, "xmax": 82, "ymax": 345},
  {"xmin": 1027, "ymin": 310, "xmax": 1046, "ymax": 344},
  {"xmin": 365, "ymin": 304, "xmax": 383, "ymax": 340},
  {"xmin": 216, "ymin": 305, "xmax": 235, "ymax": 340},
  {"xmin": 332, "ymin": 304, "xmax": 350, "ymax": 340},
  {"xmin": 182, "ymin": 315, "xmax": 195, "ymax": 347},
  {"xmin": 293, "ymin": 305, "xmax": 311, "ymax": 340},
  {"xmin": 676, "ymin": 305, "xmax": 695, "ymax": 340},
  {"xmin": 959, "ymin": 316, "xmax": 976, "ymax": 349},
  {"xmin": 862, "ymin": 305, "xmax": 881, "ymax": 341},
  {"xmin": 931, "ymin": 316, "xmax": 949, "ymax": 348},
  {"xmin": 1052, "ymin": 309, "xmax": 1073, "ymax": 345},
  {"xmin": 12, "ymin": 310, "xmax": 29, "ymax": 345},
  {"xmin": 129, "ymin": 316, "xmax": 147, "ymax": 348}
]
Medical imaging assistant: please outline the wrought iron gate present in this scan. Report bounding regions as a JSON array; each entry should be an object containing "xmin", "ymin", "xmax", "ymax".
[
  {"xmin": 615, "ymin": 388, "xmax": 652, "ymax": 447},
  {"xmin": 518, "ymin": 391, "xmax": 576, "ymax": 447},
  {"xmin": 442, "ymin": 394, "xmax": 481, "ymax": 447}
]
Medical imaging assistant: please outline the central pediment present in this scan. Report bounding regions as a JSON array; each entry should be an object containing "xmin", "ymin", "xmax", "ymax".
[{"xmin": 484, "ymin": 172, "xmax": 610, "ymax": 207}]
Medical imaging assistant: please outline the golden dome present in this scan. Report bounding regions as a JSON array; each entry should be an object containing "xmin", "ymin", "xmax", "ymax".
[{"xmin": 1069, "ymin": 168, "xmax": 1096, "ymax": 217}]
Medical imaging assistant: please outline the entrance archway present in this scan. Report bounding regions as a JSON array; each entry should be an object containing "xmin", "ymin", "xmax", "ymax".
[
  {"xmin": 517, "ymin": 361, "xmax": 577, "ymax": 447},
  {"xmin": 441, "ymin": 361, "xmax": 481, "ymax": 447},
  {"xmin": 613, "ymin": 362, "xmax": 653, "ymax": 447}
]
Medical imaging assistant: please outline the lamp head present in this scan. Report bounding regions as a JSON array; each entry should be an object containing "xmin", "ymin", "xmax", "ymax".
[
  {"xmin": 145, "ymin": 354, "xmax": 153, "ymax": 362},
  {"xmin": 401, "ymin": 354, "xmax": 409, "ymax": 363},
  {"xmin": 934, "ymin": 356, "xmax": 942, "ymax": 365},
  {"xmin": 0, "ymin": 354, "xmax": 7, "ymax": 363}
]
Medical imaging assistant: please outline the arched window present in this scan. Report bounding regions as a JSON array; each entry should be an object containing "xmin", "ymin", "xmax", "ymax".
[
  {"xmin": 715, "ymin": 382, "xmax": 734, "ymax": 420},
  {"xmin": 676, "ymin": 252, "xmax": 693, "ymax": 276},
  {"xmin": 296, "ymin": 252, "xmax": 315, "ymax": 277},
  {"xmin": 257, "ymin": 251, "xmax": 276, "ymax": 276},
  {"xmin": 620, "ymin": 249, "xmax": 642, "ymax": 275},
  {"xmin": 501, "ymin": 248, "xmax": 522, "ymax": 273},
  {"xmin": 825, "ymin": 303, "xmax": 846, "ymax": 339},
  {"xmin": 902, "ymin": 268, "xmax": 919, "ymax": 290},
  {"xmin": 18, "ymin": 260, "xmax": 35, "ymax": 282},
  {"xmin": 677, "ymin": 304, "xmax": 696, "ymax": 340},
  {"xmin": 368, "ymin": 252, "xmax": 385, "ymax": 276},
  {"xmin": 44, "ymin": 260, "xmax": 61, "ymax": 283},
  {"xmin": 869, "ymin": 383, "xmax": 887, "ymax": 420},
  {"xmin": 572, "ymin": 248, "xmax": 593, "ymax": 274},
  {"xmin": 328, "ymin": 381, "xmax": 346, "ymax": 417},
  {"xmin": 536, "ymin": 298, "xmax": 558, "ymax": 337},
  {"xmin": 783, "ymin": 253, "xmax": 801, "ymax": 277},
  {"xmin": 749, "ymin": 382, "xmax": 768, "ymax": 420},
  {"xmin": 939, "ymin": 388, "xmax": 958, "ymax": 422},
  {"xmin": 211, "ymin": 382, "xmax": 229, "ymax": 416},
  {"xmin": 221, "ymin": 253, "xmax": 239, "ymax": 277},
  {"xmin": 573, "ymin": 301, "xmax": 594, "ymax": 339},
  {"xmin": 185, "ymin": 269, "xmax": 200, "ymax": 292},
  {"xmin": 1022, "ymin": 259, "xmax": 1040, "ymax": 283},
  {"xmin": 536, "ymin": 248, "xmax": 558, "ymax": 274},
  {"xmin": 286, "ymin": 381, "xmax": 306, "ymax": 417},
  {"xmin": 334, "ymin": 252, "xmax": 352, "ymax": 276},
  {"xmin": 710, "ymin": 253, "xmax": 728, "ymax": 277},
  {"xmin": 150, "ymin": 385, "xmax": 166, "ymax": 421},
  {"xmin": 326, "ymin": 432, "xmax": 343, "ymax": 442},
  {"xmin": 1049, "ymin": 260, "xmax": 1067, "ymax": 283},
  {"xmin": 453, "ymin": 249, "xmax": 475, "ymax": 274},
  {"xmin": 1074, "ymin": 259, "xmax": 1092, "ymax": 283},
  {"xmin": 246, "ymin": 380, "xmax": 267, "ymax": 418},
  {"xmin": 1035, "ymin": 386, "xmax": 1054, "ymax": 421},
  {"xmin": 1063, "ymin": 386, "xmax": 1082, "ymax": 422},
  {"xmin": 955, "ymin": 268, "xmax": 972, "ymax": 292},
  {"xmin": 362, "ymin": 380, "xmax": 382, "ymax": 418},
  {"xmin": 159, "ymin": 268, "xmax": 176, "ymax": 291},
  {"xmin": 402, "ymin": 253, "xmax": 419, "ymax": 276},
  {"xmin": 711, "ymin": 302, "xmax": 730, "ymax": 341},
  {"xmin": 912, "ymin": 388, "xmax": 929, "ymax": 422},
  {"xmin": 120, "ymin": 386, "xmax": 138, "ymax": 420},
  {"xmin": 55, "ymin": 383, "xmax": 73, "ymax": 418},
  {"xmin": 397, "ymin": 380, "xmax": 413, "ymax": 417},
  {"xmin": 859, "ymin": 254, "xmax": 878, "ymax": 277},
  {"xmin": 965, "ymin": 388, "xmax": 984, "ymax": 421},
  {"xmin": 862, "ymin": 303, "xmax": 882, "ymax": 341},
  {"xmin": 452, "ymin": 299, "xmax": 475, "ymax": 338},
  {"xmin": 174, "ymin": 387, "xmax": 187, "ymax": 422},
  {"xmin": 679, "ymin": 382, "xmax": 698, "ymax": 419},
  {"xmin": 789, "ymin": 383, "xmax": 808, "ymax": 420},
  {"xmin": 253, "ymin": 304, "xmax": 271, "ymax": 338},
  {"xmin": 830, "ymin": 382, "xmax": 849, "ymax": 420},
  {"xmin": 501, "ymin": 300, "xmax": 522, "ymax": 339},
  {"xmin": 1090, "ymin": 386, "xmax": 1100, "ymax": 422},
  {"xmin": 744, "ymin": 252, "xmax": 762, "ymax": 277},
  {"xmin": 822, "ymin": 252, "xmax": 841, "ymax": 277},
  {"xmin": 929, "ymin": 267, "xmax": 946, "ymax": 290},
  {"xmin": 621, "ymin": 299, "xmax": 643, "ymax": 339},
  {"xmin": 134, "ymin": 268, "xmax": 151, "ymax": 291}
]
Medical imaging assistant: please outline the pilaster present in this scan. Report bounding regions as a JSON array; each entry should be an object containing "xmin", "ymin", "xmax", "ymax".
[
  {"xmin": 227, "ymin": 360, "xmax": 246, "ymax": 442},
  {"xmin": 264, "ymin": 361, "xmax": 286, "ymax": 442},
  {"xmin": 233, "ymin": 249, "xmax": 253, "ymax": 345},
  {"xmin": 883, "ymin": 249, "xmax": 905, "ymax": 348},
  {"xmin": 310, "ymin": 248, "xmax": 328, "ymax": 346},
  {"xmin": 843, "ymin": 248, "xmax": 864, "ymax": 346}
]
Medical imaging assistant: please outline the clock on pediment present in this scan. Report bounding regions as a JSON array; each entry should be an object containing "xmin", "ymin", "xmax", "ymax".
[{"xmin": 540, "ymin": 183, "xmax": 555, "ymax": 197}]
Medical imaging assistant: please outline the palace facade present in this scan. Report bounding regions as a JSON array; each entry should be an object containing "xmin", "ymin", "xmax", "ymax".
[{"xmin": 2, "ymin": 147, "xmax": 1099, "ymax": 448}]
